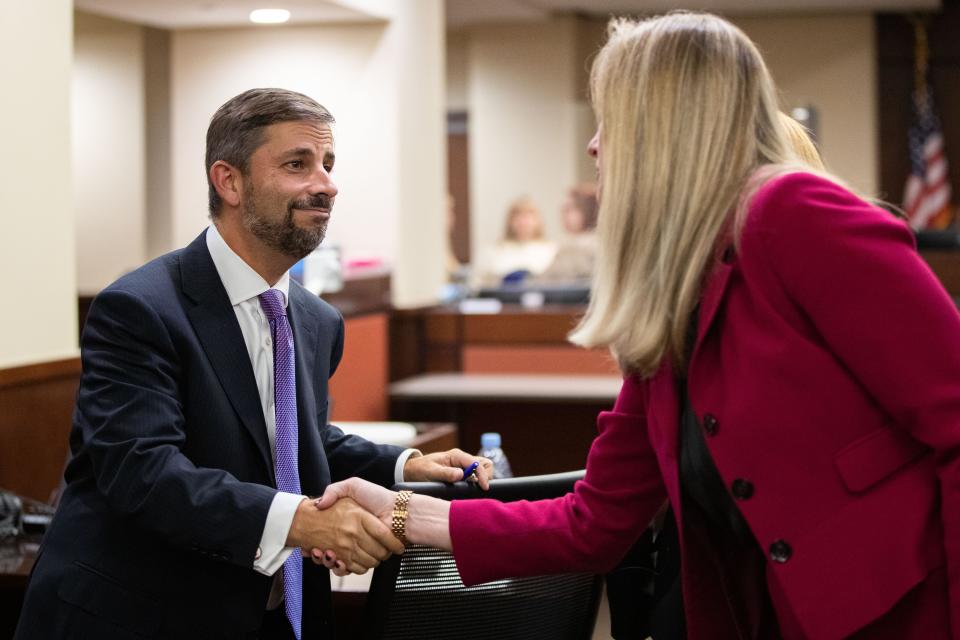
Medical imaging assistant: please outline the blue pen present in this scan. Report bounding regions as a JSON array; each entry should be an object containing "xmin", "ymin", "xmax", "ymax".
[{"xmin": 462, "ymin": 461, "xmax": 480, "ymax": 481}]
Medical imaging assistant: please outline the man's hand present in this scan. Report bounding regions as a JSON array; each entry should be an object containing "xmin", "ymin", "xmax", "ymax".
[
  {"xmin": 313, "ymin": 477, "xmax": 396, "ymax": 528},
  {"xmin": 286, "ymin": 495, "xmax": 403, "ymax": 575},
  {"xmin": 309, "ymin": 478, "xmax": 453, "ymax": 576},
  {"xmin": 404, "ymin": 448, "xmax": 493, "ymax": 490},
  {"xmin": 308, "ymin": 478, "xmax": 399, "ymax": 576}
]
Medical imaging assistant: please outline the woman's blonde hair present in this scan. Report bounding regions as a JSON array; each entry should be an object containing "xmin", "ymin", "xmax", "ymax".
[
  {"xmin": 569, "ymin": 13, "xmax": 801, "ymax": 377},
  {"xmin": 779, "ymin": 112, "xmax": 825, "ymax": 170}
]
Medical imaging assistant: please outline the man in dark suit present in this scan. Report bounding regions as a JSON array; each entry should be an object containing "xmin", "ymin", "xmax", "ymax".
[{"xmin": 15, "ymin": 88, "xmax": 490, "ymax": 639}]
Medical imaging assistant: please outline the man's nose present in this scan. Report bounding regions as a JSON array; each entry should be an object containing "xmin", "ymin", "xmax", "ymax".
[{"xmin": 311, "ymin": 167, "xmax": 338, "ymax": 198}]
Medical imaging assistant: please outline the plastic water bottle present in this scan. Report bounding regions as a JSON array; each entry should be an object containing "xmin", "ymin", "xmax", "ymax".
[{"xmin": 478, "ymin": 432, "xmax": 513, "ymax": 479}]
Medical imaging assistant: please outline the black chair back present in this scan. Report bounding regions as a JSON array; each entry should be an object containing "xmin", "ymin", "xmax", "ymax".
[{"xmin": 363, "ymin": 470, "xmax": 602, "ymax": 640}]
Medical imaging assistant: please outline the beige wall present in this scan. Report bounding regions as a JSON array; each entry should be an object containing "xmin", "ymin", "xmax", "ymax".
[
  {"xmin": 466, "ymin": 18, "xmax": 583, "ymax": 263},
  {"xmin": 73, "ymin": 11, "xmax": 147, "ymax": 294},
  {"xmin": 170, "ymin": 0, "xmax": 447, "ymax": 306},
  {"xmin": 0, "ymin": 0, "xmax": 77, "ymax": 367},
  {"xmin": 735, "ymin": 13, "xmax": 877, "ymax": 194}
]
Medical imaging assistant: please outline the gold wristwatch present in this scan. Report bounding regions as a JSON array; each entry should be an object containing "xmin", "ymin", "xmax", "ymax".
[{"xmin": 391, "ymin": 490, "xmax": 413, "ymax": 544}]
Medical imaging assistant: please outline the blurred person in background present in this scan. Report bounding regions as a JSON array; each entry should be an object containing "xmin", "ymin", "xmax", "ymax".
[
  {"xmin": 536, "ymin": 182, "xmax": 599, "ymax": 283},
  {"xmin": 445, "ymin": 194, "xmax": 465, "ymax": 282},
  {"xmin": 475, "ymin": 196, "xmax": 556, "ymax": 286}
]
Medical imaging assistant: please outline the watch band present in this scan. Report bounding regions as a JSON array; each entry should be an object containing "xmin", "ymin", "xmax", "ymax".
[{"xmin": 391, "ymin": 490, "xmax": 413, "ymax": 544}]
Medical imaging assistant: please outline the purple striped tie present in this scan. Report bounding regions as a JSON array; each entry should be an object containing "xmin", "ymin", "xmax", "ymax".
[{"xmin": 259, "ymin": 289, "xmax": 302, "ymax": 640}]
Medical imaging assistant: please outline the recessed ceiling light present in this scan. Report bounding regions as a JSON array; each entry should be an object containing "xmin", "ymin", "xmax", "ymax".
[{"xmin": 250, "ymin": 9, "xmax": 291, "ymax": 24}]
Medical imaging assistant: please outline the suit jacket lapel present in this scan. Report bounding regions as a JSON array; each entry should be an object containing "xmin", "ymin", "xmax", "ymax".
[{"xmin": 179, "ymin": 232, "xmax": 273, "ymax": 475}]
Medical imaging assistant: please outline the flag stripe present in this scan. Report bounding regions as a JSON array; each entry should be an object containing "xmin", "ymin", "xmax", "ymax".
[{"xmin": 903, "ymin": 84, "xmax": 953, "ymax": 229}]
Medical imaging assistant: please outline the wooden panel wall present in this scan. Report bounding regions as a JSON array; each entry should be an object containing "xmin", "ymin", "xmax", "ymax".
[
  {"xmin": 328, "ymin": 313, "xmax": 389, "ymax": 421},
  {"xmin": 462, "ymin": 345, "xmax": 618, "ymax": 375},
  {"xmin": 921, "ymin": 249, "xmax": 960, "ymax": 297},
  {"xmin": 0, "ymin": 359, "xmax": 79, "ymax": 502}
]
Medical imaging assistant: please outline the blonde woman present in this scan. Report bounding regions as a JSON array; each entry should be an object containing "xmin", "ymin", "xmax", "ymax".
[
  {"xmin": 315, "ymin": 13, "xmax": 960, "ymax": 638},
  {"xmin": 475, "ymin": 196, "xmax": 557, "ymax": 286}
]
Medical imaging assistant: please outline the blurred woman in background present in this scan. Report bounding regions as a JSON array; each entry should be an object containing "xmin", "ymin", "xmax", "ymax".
[
  {"xmin": 475, "ymin": 196, "xmax": 556, "ymax": 286},
  {"xmin": 537, "ymin": 183, "xmax": 599, "ymax": 283}
]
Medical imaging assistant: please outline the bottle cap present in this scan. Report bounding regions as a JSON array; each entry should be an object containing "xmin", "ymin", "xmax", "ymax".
[{"xmin": 481, "ymin": 432, "xmax": 501, "ymax": 449}]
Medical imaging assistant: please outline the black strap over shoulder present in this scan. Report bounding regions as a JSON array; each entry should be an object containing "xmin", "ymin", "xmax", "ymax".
[{"xmin": 606, "ymin": 505, "xmax": 685, "ymax": 640}]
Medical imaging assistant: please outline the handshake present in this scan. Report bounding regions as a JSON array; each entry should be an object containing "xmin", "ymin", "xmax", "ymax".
[{"xmin": 284, "ymin": 448, "xmax": 492, "ymax": 576}]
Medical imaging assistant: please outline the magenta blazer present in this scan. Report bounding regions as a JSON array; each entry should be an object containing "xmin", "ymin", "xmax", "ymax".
[{"xmin": 449, "ymin": 173, "xmax": 960, "ymax": 639}]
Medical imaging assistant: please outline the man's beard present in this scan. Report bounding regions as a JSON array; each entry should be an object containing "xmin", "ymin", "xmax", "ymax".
[{"xmin": 242, "ymin": 185, "xmax": 331, "ymax": 260}]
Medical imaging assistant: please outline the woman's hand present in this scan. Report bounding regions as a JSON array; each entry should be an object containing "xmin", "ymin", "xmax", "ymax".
[
  {"xmin": 309, "ymin": 478, "xmax": 398, "ymax": 575},
  {"xmin": 307, "ymin": 477, "xmax": 453, "ymax": 575}
]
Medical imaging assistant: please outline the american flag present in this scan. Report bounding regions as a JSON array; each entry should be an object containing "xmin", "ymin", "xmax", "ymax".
[{"xmin": 903, "ymin": 84, "xmax": 953, "ymax": 229}]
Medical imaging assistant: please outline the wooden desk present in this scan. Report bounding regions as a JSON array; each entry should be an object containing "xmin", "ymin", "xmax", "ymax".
[
  {"xmin": 390, "ymin": 305, "xmax": 619, "ymax": 380},
  {"xmin": 390, "ymin": 373, "xmax": 622, "ymax": 476}
]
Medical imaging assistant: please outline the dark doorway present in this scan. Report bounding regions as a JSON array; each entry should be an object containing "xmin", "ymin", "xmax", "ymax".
[{"xmin": 447, "ymin": 111, "xmax": 471, "ymax": 264}]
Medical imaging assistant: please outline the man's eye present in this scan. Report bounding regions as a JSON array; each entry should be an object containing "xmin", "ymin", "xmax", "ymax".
[
  {"xmin": 324, "ymin": 164, "xmax": 334, "ymax": 173},
  {"xmin": 288, "ymin": 160, "xmax": 303, "ymax": 169}
]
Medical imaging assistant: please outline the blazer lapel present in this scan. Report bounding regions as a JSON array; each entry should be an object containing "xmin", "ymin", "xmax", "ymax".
[
  {"xmin": 693, "ymin": 249, "xmax": 736, "ymax": 360},
  {"xmin": 648, "ymin": 358, "xmax": 681, "ymax": 465},
  {"xmin": 179, "ymin": 232, "xmax": 273, "ymax": 475}
]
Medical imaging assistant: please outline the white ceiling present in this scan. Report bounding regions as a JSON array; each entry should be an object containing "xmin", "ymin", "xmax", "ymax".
[
  {"xmin": 75, "ymin": 0, "xmax": 942, "ymax": 30},
  {"xmin": 72, "ymin": 0, "xmax": 393, "ymax": 29},
  {"xmin": 447, "ymin": 0, "xmax": 941, "ymax": 26}
]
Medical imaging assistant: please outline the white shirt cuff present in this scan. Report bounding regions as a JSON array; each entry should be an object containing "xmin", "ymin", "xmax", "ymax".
[
  {"xmin": 394, "ymin": 448, "xmax": 422, "ymax": 484},
  {"xmin": 254, "ymin": 492, "xmax": 305, "ymax": 576}
]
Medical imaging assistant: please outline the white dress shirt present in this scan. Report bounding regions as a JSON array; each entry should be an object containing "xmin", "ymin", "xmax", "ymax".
[{"xmin": 204, "ymin": 226, "xmax": 418, "ymax": 588}]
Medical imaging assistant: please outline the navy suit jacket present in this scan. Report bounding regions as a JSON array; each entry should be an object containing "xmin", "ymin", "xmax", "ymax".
[{"xmin": 16, "ymin": 232, "xmax": 402, "ymax": 639}]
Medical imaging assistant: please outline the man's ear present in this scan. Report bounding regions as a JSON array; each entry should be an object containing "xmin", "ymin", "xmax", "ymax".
[{"xmin": 209, "ymin": 161, "xmax": 243, "ymax": 209}]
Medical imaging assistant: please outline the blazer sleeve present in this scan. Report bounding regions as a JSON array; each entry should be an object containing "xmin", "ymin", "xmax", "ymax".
[
  {"xmin": 751, "ymin": 172, "xmax": 960, "ymax": 634},
  {"xmin": 449, "ymin": 376, "xmax": 666, "ymax": 585},
  {"xmin": 320, "ymin": 313, "xmax": 403, "ymax": 487},
  {"xmin": 75, "ymin": 287, "xmax": 276, "ymax": 569}
]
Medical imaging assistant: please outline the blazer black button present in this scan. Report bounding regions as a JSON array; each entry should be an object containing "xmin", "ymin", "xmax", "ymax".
[
  {"xmin": 769, "ymin": 540, "xmax": 792, "ymax": 563},
  {"xmin": 731, "ymin": 479, "xmax": 754, "ymax": 500},
  {"xmin": 702, "ymin": 414, "xmax": 719, "ymax": 436}
]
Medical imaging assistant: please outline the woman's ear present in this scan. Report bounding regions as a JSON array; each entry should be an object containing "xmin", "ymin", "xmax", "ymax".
[{"xmin": 209, "ymin": 161, "xmax": 243, "ymax": 210}]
